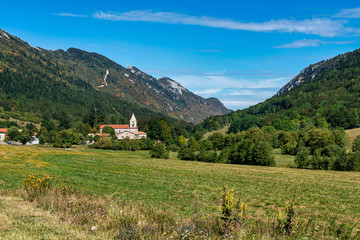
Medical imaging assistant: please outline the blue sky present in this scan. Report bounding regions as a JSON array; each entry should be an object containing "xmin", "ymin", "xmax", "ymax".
[{"xmin": 1, "ymin": 0, "xmax": 360, "ymax": 110}]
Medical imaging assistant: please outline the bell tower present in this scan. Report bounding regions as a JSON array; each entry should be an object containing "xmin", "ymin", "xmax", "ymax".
[{"xmin": 130, "ymin": 113, "xmax": 137, "ymax": 128}]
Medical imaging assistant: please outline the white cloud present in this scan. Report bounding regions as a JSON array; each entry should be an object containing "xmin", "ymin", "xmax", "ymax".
[
  {"xmin": 229, "ymin": 90, "xmax": 255, "ymax": 96},
  {"xmin": 194, "ymin": 88, "xmax": 222, "ymax": 94},
  {"xmin": 274, "ymin": 39, "xmax": 356, "ymax": 48},
  {"xmin": 92, "ymin": 10, "xmax": 350, "ymax": 37},
  {"xmin": 221, "ymin": 100, "xmax": 260, "ymax": 107},
  {"xmin": 274, "ymin": 39, "xmax": 322, "ymax": 48},
  {"xmin": 334, "ymin": 8, "xmax": 360, "ymax": 18},
  {"xmin": 54, "ymin": 13, "xmax": 87, "ymax": 18},
  {"xmin": 172, "ymin": 74, "xmax": 287, "ymax": 93},
  {"xmin": 169, "ymin": 74, "xmax": 287, "ymax": 110}
]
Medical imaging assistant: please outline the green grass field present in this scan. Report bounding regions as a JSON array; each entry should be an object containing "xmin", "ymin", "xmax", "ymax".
[
  {"xmin": 1, "ymin": 145, "xmax": 359, "ymax": 231},
  {"xmin": 202, "ymin": 125, "xmax": 230, "ymax": 139}
]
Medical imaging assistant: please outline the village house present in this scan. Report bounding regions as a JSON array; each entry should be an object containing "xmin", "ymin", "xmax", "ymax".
[
  {"xmin": 99, "ymin": 114, "xmax": 147, "ymax": 140},
  {"xmin": 0, "ymin": 128, "xmax": 7, "ymax": 141}
]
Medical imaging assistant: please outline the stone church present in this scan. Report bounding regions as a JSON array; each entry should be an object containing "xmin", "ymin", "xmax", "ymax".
[{"xmin": 100, "ymin": 114, "xmax": 147, "ymax": 140}]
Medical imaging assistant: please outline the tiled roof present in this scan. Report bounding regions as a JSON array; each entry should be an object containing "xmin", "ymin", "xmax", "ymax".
[
  {"xmin": 100, "ymin": 124, "xmax": 129, "ymax": 129},
  {"xmin": 137, "ymin": 131, "xmax": 146, "ymax": 135},
  {"xmin": 0, "ymin": 128, "xmax": 8, "ymax": 133}
]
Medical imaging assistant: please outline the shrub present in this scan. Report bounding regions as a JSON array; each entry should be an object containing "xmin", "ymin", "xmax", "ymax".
[
  {"xmin": 196, "ymin": 150, "xmax": 218, "ymax": 163},
  {"xmin": 281, "ymin": 131, "xmax": 298, "ymax": 155},
  {"xmin": 228, "ymin": 139, "xmax": 253, "ymax": 164},
  {"xmin": 53, "ymin": 137, "xmax": 66, "ymax": 148},
  {"xmin": 23, "ymin": 175, "xmax": 50, "ymax": 202},
  {"xmin": 303, "ymin": 128, "xmax": 334, "ymax": 152},
  {"xmin": 295, "ymin": 147, "xmax": 311, "ymax": 168},
  {"xmin": 92, "ymin": 138, "xmax": 112, "ymax": 149},
  {"xmin": 251, "ymin": 141, "xmax": 276, "ymax": 166},
  {"xmin": 198, "ymin": 139, "xmax": 213, "ymax": 151},
  {"xmin": 102, "ymin": 126, "xmax": 115, "ymax": 137},
  {"xmin": 150, "ymin": 143, "xmax": 169, "ymax": 159},
  {"xmin": 332, "ymin": 128, "xmax": 347, "ymax": 148},
  {"xmin": 72, "ymin": 133, "xmax": 85, "ymax": 145},
  {"xmin": 218, "ymin": 185, "xmax": 247, "ymax": 236},
  {"xmin": 177, "ymin": 146, "xmax": 196, "ymax": 161},
  {"xmin": 348, "ymin": 152, "xmax": 360, "ymax": 171},
  {"xmin": 309, "ymin": 145, "xmax": 348, "ymax": 170},
  {"xmin": 208, "ymin": 132, "xmax": 225, "ymax": 150},
  {"xmin": 352, "ymin": 135, "xmax": 360, "ymax": 152},
  {"xmin": 217, "ymin": 148, "xmax": 230, "ymax": 163},
  {"xmin": 166, "ymin": 143, "xmax": 179, "ymax": 152}
]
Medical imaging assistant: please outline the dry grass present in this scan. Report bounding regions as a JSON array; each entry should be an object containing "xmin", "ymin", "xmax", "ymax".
[
  {"xmin": 346, "ymin": 127, "xmax": 360, "ymax": 149},
  {"xmin": 0, "ymin": 117, "xmax": 41, "ymax": 129},
  {"xmin": 203, "ymin": 125, "xmax": 230, "ymax": 139},
  {"xmin": 0, "ymin": 193, "xmax": 92, "ymax": 239}
]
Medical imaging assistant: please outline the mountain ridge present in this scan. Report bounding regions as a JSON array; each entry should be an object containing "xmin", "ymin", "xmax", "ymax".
[
  {"xmin": 0, "ymin": 29, "xmax": 230, "ymax": 123},
  {"xmin": 196, "ymin": 47, "xmax": 360, "ymax": 133},
  {"xmin": 276, "ymin": 51, "xmax": 350, "ymax": 96}
]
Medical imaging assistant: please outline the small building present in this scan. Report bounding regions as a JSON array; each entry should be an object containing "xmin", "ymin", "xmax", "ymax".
[
  {"xmin": 100, "ymin": 114, "xmax": 147, "ymax": 140},
  {"xmin": 0, "ymin": 128, "xmax": 7, "ymax": 141}
]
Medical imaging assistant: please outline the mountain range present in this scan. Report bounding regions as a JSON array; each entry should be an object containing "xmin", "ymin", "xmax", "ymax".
[
  {"xmin": 197, "ymin": 47, "xmax": 360, "ymax": 133},
  {"xmin": 0, "ymin": 29, "xmax": 230, "ymax": 124}
]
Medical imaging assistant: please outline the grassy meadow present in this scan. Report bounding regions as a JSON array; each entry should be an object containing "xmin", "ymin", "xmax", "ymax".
[{"xmin": 1, "ymin": 145, "xmax": 359, "ymax": 232}]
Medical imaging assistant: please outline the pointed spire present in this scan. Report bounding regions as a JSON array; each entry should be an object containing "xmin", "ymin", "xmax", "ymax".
[{"xmin": 130, "ymin": 113, "xmax": 137, "ymax": 128}]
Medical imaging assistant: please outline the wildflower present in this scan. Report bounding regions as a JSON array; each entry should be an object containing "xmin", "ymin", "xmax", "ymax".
[
  {"xmin": 91, "ymin": 226, "xmax": 96, "ymax": 231},
  {"xmin": 277, "ymin": 209, "xmax": 282, "ymax": 222},
  {"xmin": 164, "ymin": 232, "xmax": 167, "ymax": 235}
]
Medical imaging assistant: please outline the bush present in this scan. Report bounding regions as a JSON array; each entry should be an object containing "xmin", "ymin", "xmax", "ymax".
[
  {"xmin": 303, "ymin": 128, "xmax": 334, "ymax": 152},
  {"xmin": 177, "ymin": 146, "xmax": 196, "ymax": 161},
  {"xmin": 295, "ymin": 147, "xmax": 311, "ymax": 168},
  {"xmin": 332, "ymin": 128, "xmax": 346, "ymax": 148},
  {"xmin": 217, "ymin": 148, "xmax": 230, "ymax": 163},
  {"xmin": 229, "ymin": 140, "xmax": 275, "ymax": 166},
  {"xmin": 228, "ymin": 139, "xmax": 253, "ymax": 164},
  {"xmin": 281, "ymin": 131, "xmax": 298, "ymax": 155},
  {"xmin": 348, "ymin": 152, "xmax": 360, "ymax": 171},
  {"xmin": 150, "ymin": 143, "xmax": 169, "ymax": 159},
  {"xmin": 251, "ymin": 141, "xmax": 276, "ymax": 166},
  {"xmin": 23, "ymin": 175, "xmax": 50, "ymax": 202},
  {"xmin": 53, "ymin": 137, "xmax": 66, "ymax": 148},
  {"xmin": 208, "ymin": 132, "xmax": 225, "ymax": 150},
  {"xmin": 196, "ymin": 150, "xmax": 218, "ymax": 163},
  {"xmin": 166, "ymin": 143, "xmax": 179, "ymax": 152},
  {"xmin": 92, "ymin": 138, "xmax": 112, "ymax": 149},
  {"xmin": 309, "ymin": 145, "xmax": 347, "ymax": 170},
  {"xmin": 102, "ymin": 126, "xmax": 115, "ymax": 137},
  {"xmin": 352, "ymin": 135, "xmax": 360, "ymax": 152}
]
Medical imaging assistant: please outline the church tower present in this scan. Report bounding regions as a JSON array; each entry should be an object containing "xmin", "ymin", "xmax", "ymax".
[{"xmin": 130, "ymin": 113, "xmax": 137, "ymax": 128}]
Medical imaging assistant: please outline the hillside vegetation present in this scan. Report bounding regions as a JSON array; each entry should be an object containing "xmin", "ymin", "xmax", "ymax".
[{"xmin": 197, "ymin": 48, "xmax": 360, "ymax": 133}]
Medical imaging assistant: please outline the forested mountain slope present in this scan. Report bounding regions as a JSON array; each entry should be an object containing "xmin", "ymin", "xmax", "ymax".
[
  {"xmin": 197, "ymin": 48, "xmax": 360, "ymax": 133},
  {"xmin": 0, "ymin": 29, "xmax": 229, "ymax": 124},
  {"xmin": 0, "ymin": 29, "xmax": 163, "ymax": 124}
]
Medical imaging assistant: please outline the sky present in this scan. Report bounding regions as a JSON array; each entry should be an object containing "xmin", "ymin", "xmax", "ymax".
[{"xmin": 1, "ymin": 0, "xmax": 360, "ymax": 110}]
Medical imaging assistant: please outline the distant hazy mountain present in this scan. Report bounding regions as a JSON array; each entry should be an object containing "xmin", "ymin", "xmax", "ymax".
[{"xmin": 0, "ymin": 29, "xmax": 230, "ymax": 123}]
